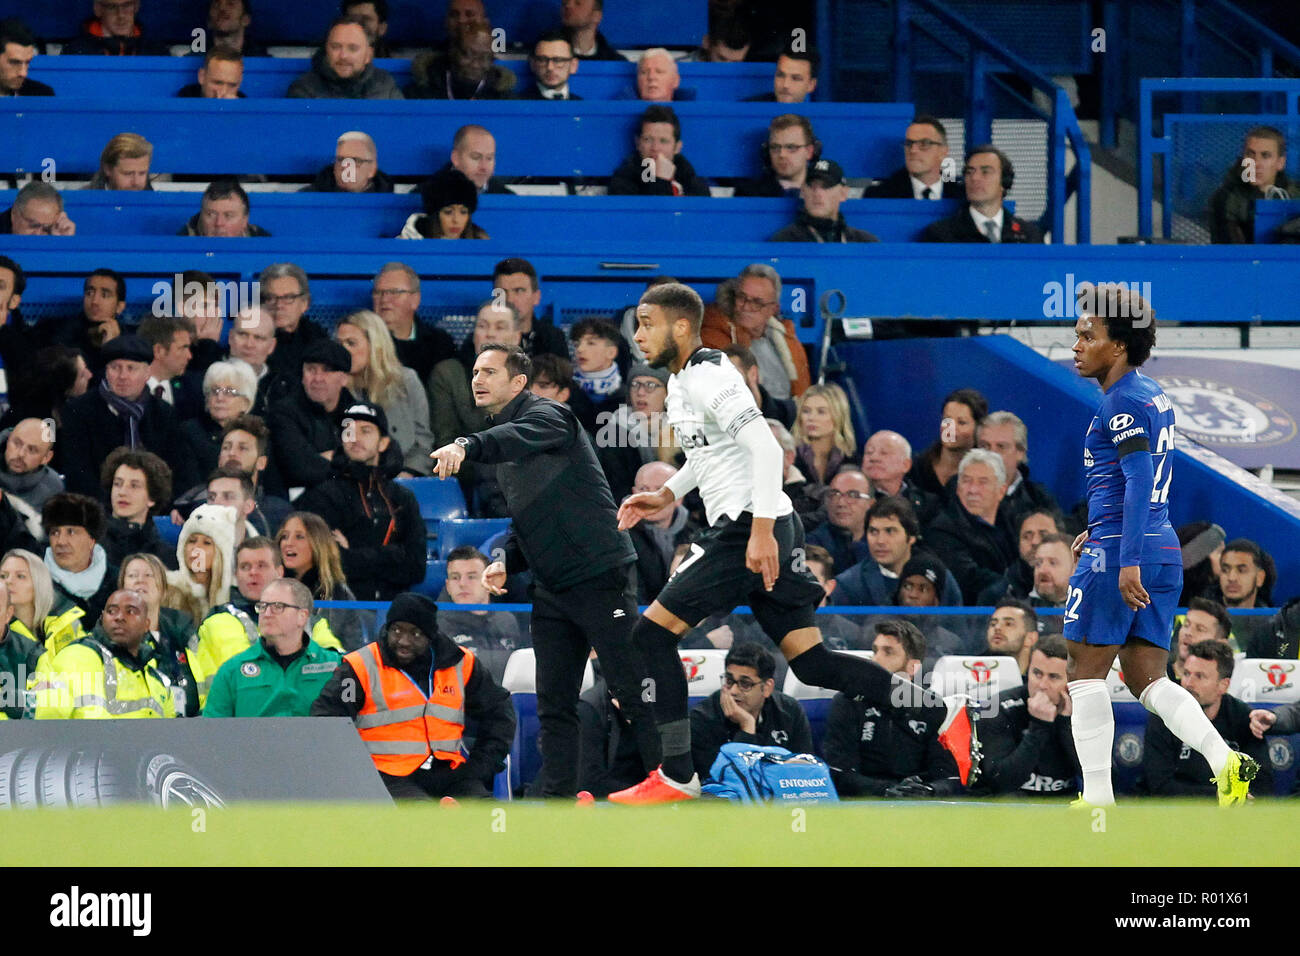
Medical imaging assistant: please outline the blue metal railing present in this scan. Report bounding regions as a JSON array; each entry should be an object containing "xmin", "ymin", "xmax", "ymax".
[
  {"xmin": 886, "ymin": 0, "xmax": 1092, "ymax": 243},
  {"xmin": 1101, "ymin": 0, "xmax": 1300, "ymax": 149},
  {"xmin": 1137, "ymin": 77, "xmax": 1300, "ymax": 238}
]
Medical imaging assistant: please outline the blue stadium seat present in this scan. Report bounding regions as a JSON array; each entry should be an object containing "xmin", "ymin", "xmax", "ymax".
[
  {"xmin": 153, "ymin": 515, "xmax": 182, "ymax": 550},
  {"xmin": 396, "ymin": 477, "xmax": 468, "ymax": 521},
  {"xmin": 438, "ymin": 518, "xmax": 511, "ymax": 561},
  {"xmin": 412, "ymin": 559, "xmax": 446, "ymax": 600},
  {"xmin": 502, "ymin": 648, "xmax": 595, "ymax": 793}
]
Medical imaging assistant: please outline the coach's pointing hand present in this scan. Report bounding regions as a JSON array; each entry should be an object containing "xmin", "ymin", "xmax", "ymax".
[
  {"xmin": 1118, "ymin": 565, "xmax": 1149, "ymax": 611},
  {"xmin": 617, "ymin": 488, "xmax": 674, "ymax": 530},
  {"xmin": 430, "ymin": 443, "xmax": 466, "ymax": 479}
]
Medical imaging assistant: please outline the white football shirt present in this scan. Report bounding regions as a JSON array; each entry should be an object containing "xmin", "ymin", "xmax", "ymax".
[{"xmin": 665, "ymin": 348, "xmax": 793, "ymax": 525}]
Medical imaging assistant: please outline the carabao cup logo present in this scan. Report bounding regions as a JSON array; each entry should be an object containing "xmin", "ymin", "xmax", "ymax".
[
  {"xmin": 1262, "ymin": 661, "xmax": 1296, "ymax": 690},
  {"xmin": 962, "ymin": 659, "xmax": 998, "ymax": 684}
]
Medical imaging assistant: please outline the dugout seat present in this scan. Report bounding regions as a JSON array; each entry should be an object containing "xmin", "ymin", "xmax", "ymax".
[
  {"xmin": 412, "ymin": 559, "xmax": 447, "ymax": 599},
  {"xmin": 437, "ymin": 518, "xmax": 511, "ymax": 561},
  {"xmin": 1105, "ymin": 658, "xmax": 1148, "ymax": 794},
  {"xmin": 502, "ymin": 648, "xmax": 595, "ymax": 793},
  {"xmin": 783, "ymin": 650, "xmax": 874, "ymax": 755},
  {"xmin": 929, "ymin": 655, "xmax": 1023, "ymax": 710},
  {"xmin": 1229, "ymin": 659, "xmax": 1300, "ymax": 705},
  {"xmin": 679, "ymin": 649, "xmax": 728, "ymax": 705},
  {"xmin": 395, "ymin": 477, "xmax": 468, "ymax": 559}
]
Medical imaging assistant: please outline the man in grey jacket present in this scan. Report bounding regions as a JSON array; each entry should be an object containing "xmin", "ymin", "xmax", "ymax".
[
  {"xmin": 0, "ymin": 419, "xmax": 63, "ymax": 524},
  {"xmin": 288, "ymin": 16, "xmax": 403, "ymax": 100}
]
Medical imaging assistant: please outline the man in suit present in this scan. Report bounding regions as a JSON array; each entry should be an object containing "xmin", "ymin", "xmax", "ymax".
[
  {"xmin": 138, "ymin": 315, "xmax": 202, "ymax": 423},
  {"xmin": 521, "ymin": 30, "xmax": 582, "ymax": 100},
  {"xmin": 58, "ymin": 335, "xmax": 188, "ymax": 504},
  {"xmin": 920, "ymin": 144, "xmax": 1045, "ymax": 243},
  {"xmin": 865, "ymin": 115, "xmax": 962, "ymax": 200}
]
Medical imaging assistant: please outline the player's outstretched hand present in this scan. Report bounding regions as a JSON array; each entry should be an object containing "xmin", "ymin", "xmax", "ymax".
[
  {"xmin": 429, "ymin": 442, "xmax": 466, "ymax": 479},
  {"xmin": 1117, "ymin": 565, "xmax": 1149, "ymax": 611},
  {"xmin": 617, "ymin": 489, "xmax": 673, "ymax": 530},
  {"xmin": 745, "ymin": 530, "xmax": 779, "ymax": 591},
  {"xmin": 1249, "ymin": 708, "xmax": 1277, "ymax": 739},
  {"xmin": 481, "ymin": 561, "xmax": 508, "ymax": 596},
  {"xmin": 1071, "ymin": 531, "xmax": 1088, "ymax": 561}
]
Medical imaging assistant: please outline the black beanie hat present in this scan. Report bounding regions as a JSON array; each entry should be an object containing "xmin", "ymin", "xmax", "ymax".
[
  {"xmin": 386, "ymin": 592, "xmax": 439, "ymax": 640},
  {"xmin": 421, "ymin": 167, "xmax": 478, "ymax": 216},
  {"xmin": 898, "ymin": 553, "xmax": 949, "ymax": 594}
]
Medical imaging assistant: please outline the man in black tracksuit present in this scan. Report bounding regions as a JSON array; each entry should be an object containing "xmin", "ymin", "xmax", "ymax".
[
  {"xmin": 822, "ymin": 620, "xmax": 963, "ymax": 797},
  {"xmin": 295, "ymin": 404, "xmax": 425, "ymax": 601},
  {"xmin": 430, "ymin": 344, "xmax": 662, "ymax": 798},
  {"xmin": 975, "ymin": 637, "xmax": 1079, "ymax": 797}
]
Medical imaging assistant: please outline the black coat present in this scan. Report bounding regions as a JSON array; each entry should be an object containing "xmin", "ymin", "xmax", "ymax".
[
  {"xmin": 522, "ymin": 317, "xmax": 570, "ymax": 362},
  {"xmin": 975, "ymin": 686, "xmax": 1078, "ymax": 796},
  {"xmin": 300, "ymin": 164, "xmax": 395, "ymax": 194},
  {"xmin": 178, "ymin": 412, "xmax": 224, "ymax": 489},
  {"xmin": 393, "ymin": 321, "xmax": 457, "ymax": 383},
  {"xmin": 1141, "ymin": 694, "xmax": 1272, "ymax": 797},
  {"xmin": 176, "ymin": 83, "xmax": 246, "ymax": 98},
  {"xmin": 573, "ymin": 30, "xmax": 628, "ymax": 61},
  {"xmin": 53, "ymin": 565, "xmax": 119, "ymax": 627},
  {"xmin": 823, "ymin": 690, "xmax": 962, "ymax": 796},
  {"xmin": 518, "ymin": 84, "xmax": 583, "ymax": 100},
  {"xmin": 59, "ymin": 388, "xmax": 186, "ymax": 504},
  {"xmin": 268, "ymin": 319, "xmax": 330, "ymax": 382},
  {"xmin": 6, "ymin": 78, "xmax": 54, "ymax": 96},
  {"xmin": 311, "ymin": 632, "xmax": 516, "ymax": 786},
  {"xmin": 102, "ymin": 515, "xmax": 177, "ymax": 570},
  {"xmin": 769, "ymin": 208, "xmax": 879, "ymax": 243},
  {"xmin": 266, "ymin": 385, "xmax": 357, "ymax": 490},
  {"xmin": 690, "ymin": 689, "xmax": 814, "ymax": 780},
  {"xmin": 920, "ymin": 205, "xmax": 1045, "ymax": 243},
  {"xmin": 926, "ymin": 499, "xmax": 1019, "ymax": 605},
  {"xmin": 462, "ymin": 390, "xmax": 636, "ymax": 593},
  {"xmin": 294, "ymin": 442, "xmax": 425, "ymax": 601},
  {"xmin": 864, "ymin": 167, "xmax": 963, "ymax": 199},
  {"xmin": 609, "ymin": 153, "xmax": 710, "ymax": 197},
  {"xmin": 733, "ymin": 169, "xmax": 798, "ymax": 198}
]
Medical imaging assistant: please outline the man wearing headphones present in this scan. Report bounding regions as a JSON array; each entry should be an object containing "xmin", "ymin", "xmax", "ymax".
[
  {"xmin": 734, "ymin": 114, "xmax": 819, "ymax": 198},
  {"xmin": 919, "ymin": 144, "xmax": 1044, "ymax": 243}
]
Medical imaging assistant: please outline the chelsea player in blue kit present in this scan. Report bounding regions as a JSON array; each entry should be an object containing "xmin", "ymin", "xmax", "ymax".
[{"xmin": 1066, "ymin": 283, "xmax": 1257, "ymax": 807}]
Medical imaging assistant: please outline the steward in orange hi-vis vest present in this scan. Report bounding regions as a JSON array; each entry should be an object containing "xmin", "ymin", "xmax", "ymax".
[{"xmin": 312, "ymin": 593, "xmax": 516, "ymax": 799}]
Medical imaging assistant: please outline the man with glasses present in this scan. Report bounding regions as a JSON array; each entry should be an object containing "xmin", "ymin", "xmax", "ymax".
[
  {"xmin": 0, "ymin": 182, "xmax": 76, "ymax": 236},
  {"xmin": 64, "ymin": 0, "xmax": 167, "ymax": 56},
  {"xmin": 368, "ymin": 262, "xmax": 455, "ymax": 381},
  {"xmin": 735, "ymin": 114, "xmax": 818, "ymax": 197},
  {"xmin": 313, "ymin": 592, "xmax": 516, "ymax": 799},
  {"xmin": 689, "ymin": 642, "xmax": 813, "ymax": 779},
  {"xmin": 303, "ymin": 131, "xmax": 394, "ymax": 193},
  {"xmin": 701, "ymin": 263, "xmax": 810, "ymax": 400},
  {"xmin": 865, "ymin": 114, "xmax": 960, "ymax": 200},
  {"xmin": 260, "ymin": 263, "xmax": 329, "ymax": 385},
  {"xmin": 202, "ymin": 578, "xmax": 341, "ymax": 717},
  {"xmin": 920, "ymin": 144, "xmax": 1044, "ymax": 243},
  {"xmin": 807, "ymin": 469, "xmax": 874, "ymax": 577},
  {"xmin": 522, "ymin": 30, "xmax": 581, "ymax": 100}
]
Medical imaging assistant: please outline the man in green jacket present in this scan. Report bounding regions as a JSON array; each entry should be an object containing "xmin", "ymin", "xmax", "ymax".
[{"xmin": 203, "ymin": 578, "xmax": 340, "ymax": 717}]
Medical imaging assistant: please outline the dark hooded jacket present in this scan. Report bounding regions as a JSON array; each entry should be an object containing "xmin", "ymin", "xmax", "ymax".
[
  {"xmin": 287, "ymin": 48, "xmax": 404, "ymax": 100},
  {"xmin": 301, "ymin": 163, "xmax": 395, "ymax": 194},
  {"xmin": 266, "ymin": 385, "xmax": 357, "ymax": 490},
  {"xmin": 294, "ymin": 441, "xmax": 425, "ymax": 601},
  {"xmin": 769, "ymin": 207, "xmax": 880, "ymax": 243},
  {"xmin": 1209, "ymin": 162, "xmax": 1300, "ymax": 244},
  {"xmin": 609, "ymin": 153, "xmax": 710, "ymax": 197},
  {"xmin": 405, "ymin": 48, "xmax": 517, "ymax": 100}
]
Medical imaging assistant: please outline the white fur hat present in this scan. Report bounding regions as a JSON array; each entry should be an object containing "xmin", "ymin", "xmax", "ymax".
[{"xmin": 170, "ymin": 504, "xmax": 238, "ymax": 607}]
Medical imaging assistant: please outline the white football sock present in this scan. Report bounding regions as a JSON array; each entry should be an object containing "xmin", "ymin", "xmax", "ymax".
[
  {"xmin": 1068, "ymin": 679, "xmax": 1115, "ymax": 806},
  {"xmin": 1140, "ymin": 677, "xmax": 1230, "ymax": 778}
]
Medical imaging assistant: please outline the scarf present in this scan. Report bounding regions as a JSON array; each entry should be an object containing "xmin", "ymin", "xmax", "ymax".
[
  {"xmin": 45, "ymin": 544, "xmax": 108, "ymax": 600},
  {"xmin": 99, "ymin": 377, "xmax": 147, "ymax": 449},
  {"xmin": 575, "ymin": 363, "xmax": 623, "ymax": 398}
]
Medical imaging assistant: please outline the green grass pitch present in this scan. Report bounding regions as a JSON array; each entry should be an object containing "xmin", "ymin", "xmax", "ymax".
[{"xmin": 3, "ymin": 800, "xmax": 1298, "ymax": 866}]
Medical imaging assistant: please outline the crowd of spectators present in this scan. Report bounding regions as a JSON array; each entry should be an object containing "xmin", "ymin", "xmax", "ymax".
[{"xmin": 0, "ymin": 2, "xmax": 1294, "ymax": 802}]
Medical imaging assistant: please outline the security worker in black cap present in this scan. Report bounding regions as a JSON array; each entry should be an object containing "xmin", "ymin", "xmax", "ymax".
[
  {"xmin": 769, "ymin": 158, "xmax": 879, "ymax": 243},
  {"xmin": 267, "ymin": 339, "xmax": 358, "ymax": 491},
  {"xmin": 58, "ymin": 333, "xmax": 189, "ymax": 500},
  {"xmin": 312, "ymin": 592, "xmax": 516, "ymax": 799},
  {"xmin": 296, "ymin": 402, "xmax": 425, "ymax": 601}
]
